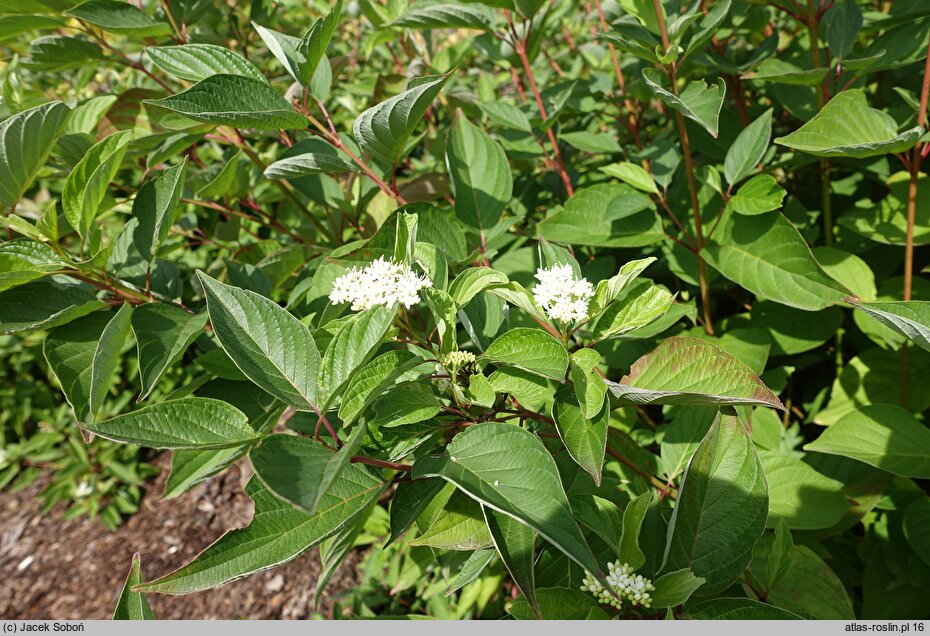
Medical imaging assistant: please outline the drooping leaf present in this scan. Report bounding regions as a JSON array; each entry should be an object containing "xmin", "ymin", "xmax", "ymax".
[
  {"xmin": 849, "ymin": 300, "xmax": 930, "ymax": 352},
  {"xmin": 145, "ymin": 44, "xmax": 265, "ymax": 82},
  {"xmin": 197, "ymin": 271, "xmax": 321, "ymax": 411},
  {"xmin": 132, "ymin": 304, "xmax": 208, "ymax": 401},
  {"xmin": 387, "ymin": 477, "xmax": 447, "ymax": 546},
  {"xmin": 703, "ymin": 211, "xmax": 849, "ymax": 311},
  {"xmin": 0, "ymin": 100, "xmax": 71, "ymax": 211},
  {"xmin": 600, "ymin": 161, "xmax": 658, "ymax": 193},
  {"xmin": 446, "ymin": 549, "xmax": 496, "ymax": 596},
  {"xmin": 663, "ymin": 411, "xmax": 769, "ymax": 594},
  {"xmin": 410, "ymin": 492, "xmax": 493, "ymax": 550},
  {"xmin": 84, "ymin": 397, "xmax": 260, "ymax": 449},
  {"xmin": 606, "ymin": 336, "xmax": 783, "ymax": 409},
  {"xmin": 413, "ymin": 422, "xmax": 603, "ymax": 578},
  {"xmin": 805, "ymin": 404, "xmax": 930, "ymax": 479},
  {"xmin": 353, "ymin": 73, "xmax": 452, "ymax": 163},
  {"xmin": 145, "ymin": 75, "xmax": 308, "ymax": 130},
  {"xmin": 642, "ymin": 68, "xmax": 726, "ymax": 138},
  {"xmin": 263, "ymin": 150, "xmax": 358, "ymax": 179},
  {"xmin": 618, "ymin": 490, "xmax": 654, "ymax": 570},
  {"xmin": 551, "ymin": 385, "xmax": 608, "ymax": 485},
  {"xmin": 448, "ymin": 268, "xmax": 509, "ymax": 307},
  {"xmin": 446, "ymin": 110, "xmax": 512, "ymax": 230},
  {"xmin": 132, "ymin": 160, "xmax": 187, "ymax": 263},
  {"xmin": 61, "ymin": 130, "xmax": 132, "ymax": 239},
  {"xmin": 484, "ymin": 507, "xmax": 538, "ymax": 617},
  {"xmin": 0, "ymin": 276, "xmax": 104, "ymax": 335},
  {"xmin": 250, "ymin": 430, "xmax": 366, "ymax": 514},
  {"xmin": 481, "ymin": 327, "xmax": 569, "ymax": 380},
  {"xmin": 88, "ymin": 302, "xmax": 133, "ymax": 420},
  {"xmin": 113, "ymin": 553, "xmax": 154, "ymax": 620},
  {"xmin": 775, "ymin": 90, "xmax": 922, "ymax": 158},
  {"xmin": 138, "ymin": 475, "xmax": 384, "ymax": 594}
]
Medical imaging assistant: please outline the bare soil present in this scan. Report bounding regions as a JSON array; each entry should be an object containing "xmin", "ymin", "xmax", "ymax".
[{"xmin": 0, "ymin": 456, "xmax": 361, "ymax": 619}]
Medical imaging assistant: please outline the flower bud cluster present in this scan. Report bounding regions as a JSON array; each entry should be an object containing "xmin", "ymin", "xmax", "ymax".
[
  {"xmin": 580, "ymin": 561, "xmax": 655, "ymax": 609},
  {"xmin": 329, "ymin": 257, "xmax": 432, "ymax": 311},
  {"xmin": 532, "ymin": 265, "xmax": 594, "ymax": 323}
]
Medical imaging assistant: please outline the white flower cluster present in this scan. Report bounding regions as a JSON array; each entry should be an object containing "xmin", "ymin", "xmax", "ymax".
[
  {"xmin": 441, "ymin": 350, "xmax": 476, "ymax": 372},
  {"xmin": 532, "ymin": 265, "xmax": 594, "ymax": 323},
  {"xmin": 75, "ymin": 481, "xmax": 93, "ymax": 498},
  {"xmin": 581, "ymin": 561, "xmax": 655, "ymax": 609},
  {"xmin": 329, "ymin": 257, "xmax": 432, "ymax": 311}
]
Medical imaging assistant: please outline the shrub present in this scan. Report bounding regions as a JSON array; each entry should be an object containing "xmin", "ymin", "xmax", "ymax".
[{"xmin": 2, "ymin": 0, "xmax": 930, "ymax": 621}]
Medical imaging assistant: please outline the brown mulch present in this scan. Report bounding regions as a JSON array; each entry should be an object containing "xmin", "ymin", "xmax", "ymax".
[{"xmin": 0, "ymin": 456, "xmax": 362, "ymax": 619}]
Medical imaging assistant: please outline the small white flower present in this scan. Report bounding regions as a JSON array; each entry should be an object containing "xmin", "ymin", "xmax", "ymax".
[
  {"xmin": 581, "ymin": 560, "xmax": 655, "ymax": 610},
  {"xmin": 532, "ymin": 265, "xmax": 594, "ymax": 323},
  {"xmin": 329, "ymin": 257, "xmax": 432, "ymax": 311},
  {"xmin": 75, "ymin": 481, "xmax": 93, "ymax": 498}
]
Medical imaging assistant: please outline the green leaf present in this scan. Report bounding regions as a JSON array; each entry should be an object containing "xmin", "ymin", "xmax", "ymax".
[
  {"xmin": 368, "ymin": 384, "xmax": 440, "ymax": 429},
  {"xmin": 805, "ymin": 404, "xmax": 930, "ymax": 479},
  {"xmin": 588, "ymin": 257, "xmax": 658, "ymax": 317},
  {"xmin": 619, "ymin": 490, "xmax": 653, "ymax": 570},
  {"xmin": 482, "ymin": 327, "xmax": 569, "ymax": 380},
  {"xmin": 703, "ymin": 211, "xmax": 849, "ymax": 311},
  {"xmin": 446, "ymin": 110, "xmax": 513, "ymax": 230},
  {"xmin": 903, "ymin": 499, "xmax": 930, "ymax": 567},
  {"xmin": 295, "ymin": 0, "xmax": 342, "ymax": 85},
  {"xmin": 447, "ymin": 549, "xmax": 496, "ymax": 596},
  {"xmin": 484, "ymin": 507, "xmax": 538, "ymax": 617},
  {"xmin": 551, "ymin": 386, "xmax": 608, "ymax": 485},
  {"xmin": 390, "ymin": 3, "xmax": 494, "ymax": 30},
  {"xmin": 138, "ymin": 475, "xmax": 383, "ymax": 594},
  {"xmin": 561, "ymin": 131, "xmax": 622, "ymax": 154},
  {"xmin": 353, "ymin": 73, "xmax": 451, "ymax": 163},
  {"xmin": 263, "ymin": 150, "xmax": 358, "ymax": 179},
  {"xmin": 338, "ymin": 350, "xmax": 422, "ymax": 425},
  {"xmin": 510, "ymin": 587, "xmax": 611, "ymax": 620},
  {"xmin": 749, "ymin": 535, "xmax": 854, "ymax": 619},
  {"xmin": 538, "ymin": 184, "xmax": 661, "ymax": 248},
  {"xmin": 681, "ymin": 0, "xmax": 730, "ymax": 62},
  {"xmin": 724, "ymin": 108, "xmax": 772, "ymax": 186},
  {"xmin": 84, "ymin": 397, "xmax": 259, "ymax": 449},
  {"xmin": 250, "ymin": 430, "xmax": 366, "ymax": 514},
  {"xmin": 0, "ymin": 100, "xmax": 71, "ymax": 211},
  {"xmin": 663, "ymin": 411, "xmax": 768, "ymax": 594},
  {"xmin": 0, "ymin": 276, "xmax": 104, "ymax": 335},
  {"xmin": 649, "ymin": 569, "xmax": 705, "ymax": 609},
  {"xmin": 727, "ymin": 174, "xmax": 786, "ymax": 215},
  {"xmin": 413, "ymin": 422, "xmax": 602, "ymax": 578},
  {"xmin": 478, "ymin": 101, "xmax": 532, "ymax": 132},
  {"xmin": 89, "ymin": 302, "xmax": 133, "ymax": 419},
  {"xmin": 197, "ymin": 271, "xmax": 321, "ymax": 411},
  {"xmin": 600, "ymin": 161, "xmax": 658, "ymax": 193},
  {"xmin": 387, "ymin": 477, "xmax": 446, "ymax": 546},
  {"xmin": 0, "ymin": 15, "xmax": 63, "ymax": 42},
  {"xmin": 589, "ymin": 283, "xmax": 675, "ymax": 342},
  {"xmin": 607, "ymin": 336, "xmax": 783, "ymax": 408},
  {"xmin": 251, "ymin": 23, "xmax": 302, "ymax": 82},
  {"xmin": 145, "ymin": 44, "xmax": 265, "ymax": 83},
  {"xmin": 61, "ymin": 130, "xmax": 132, "ymax": 239},
  {"xmin": 145, "ymin": 75, "xmax": 308, "ymax": 130},
  {"xmin": 448, "ymin": 267, "xmax": 509, "ymax": 307},
  {"xmin": 642, "ymin": 68, "xmax": 726, "ymax": 138},
  {"xmin": 775, "ymin": 90, "xmax": 922, "ymax": 158},
  {"xmin": 318, "ymin": 307, "xmax": 394, "ymax": 407},
  {"xmin": 568, "ymin": 348, "xmax": 607, "ymax": 419},
  {"xmin": 132, "ymin": 304, "xmax": 208, "ymax": 401},
  {"xmin": 687, "ymin": 598, "xmax": 804, "ymax": 619},
  {"xmin": 67, "ymin": 0, "xmax": 170, "ymax": 37},
  {"xmin": 745, "ymin": 58, "xmax": 828, "ymax": 85},
  {"xmin": 113, "ymin": 553, "xmax": 154, "ymax": 620},
  {"xmin": 410, "ymin": 492, "xmax": 493, "ymax": 550},
  {"xmin": 132, "ymin": 160, "xmax": 187, "ymax": 263},
  {"xmin": 760, "ymin": 452, "xmax": 849, "ymax": 530},
  {"xmin": 824, "ymin": 0, "xmax": 863, "ymax": 60},
  {"xmin": 850, "ymin": 301, "xmax": 930, "ymax": 352},
  {"xmin": 44, "ymin": 308, "xmax": 129, "ymax": 423}
]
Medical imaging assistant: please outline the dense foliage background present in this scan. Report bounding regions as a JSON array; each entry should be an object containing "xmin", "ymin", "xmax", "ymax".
[{"xmin": 1, "ymin": 0, "xmax": 930, "ymax": 621}]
